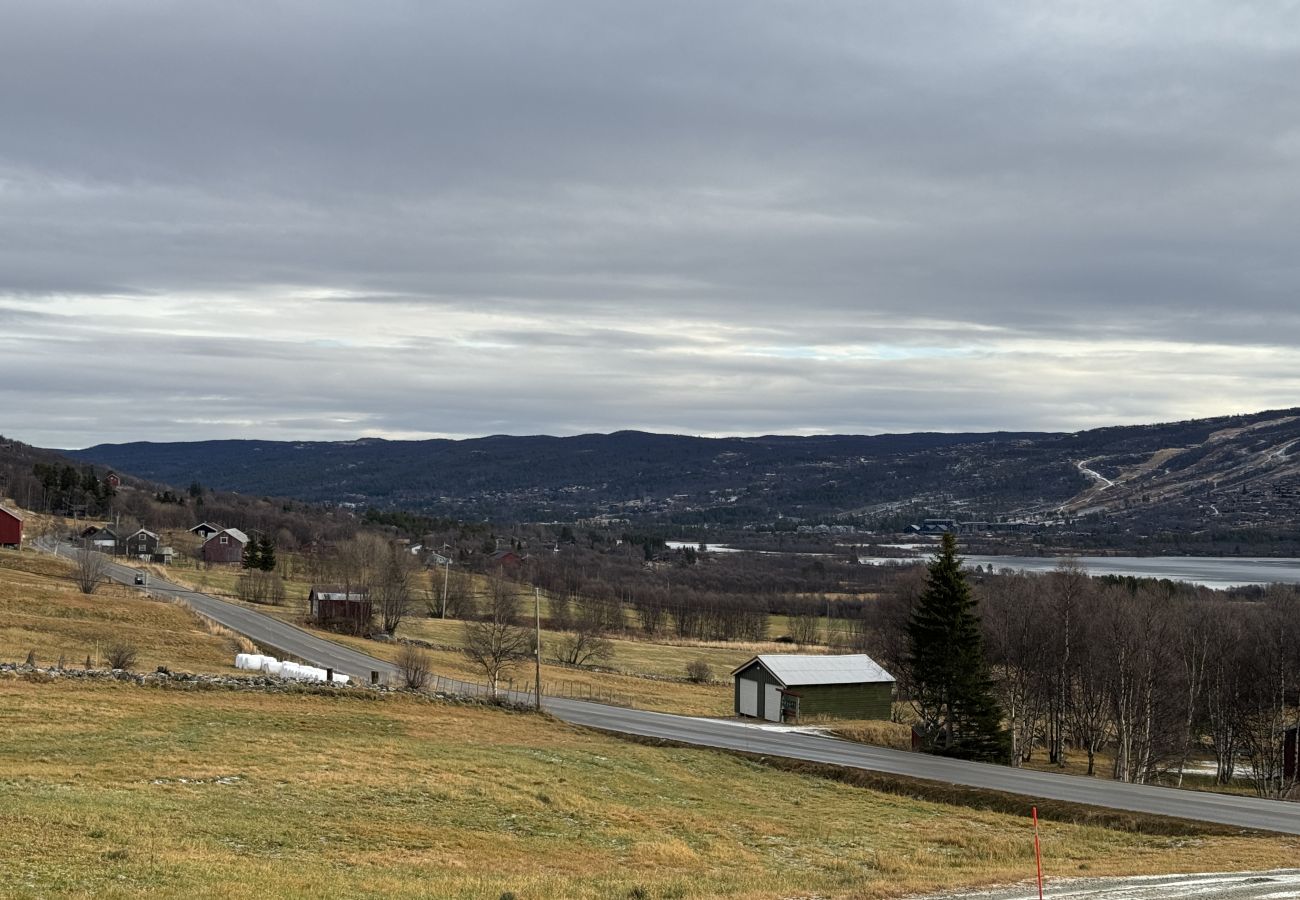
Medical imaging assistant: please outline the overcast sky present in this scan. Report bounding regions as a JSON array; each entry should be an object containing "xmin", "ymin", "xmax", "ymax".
[{"xmin": 3, "ymin": 2, "xmax": 1299, "ymax": 447}]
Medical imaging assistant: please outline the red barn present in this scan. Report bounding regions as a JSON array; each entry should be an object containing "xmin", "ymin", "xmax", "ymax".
[
  {"xmin": 0, "ymin": 506, "xmax": 23, "ymax": 549},
  {"xmin": 308, "ymin": 585, "xmax": 372, "ymax": 633},
  {"xmin": 200, "ymin": 527, "xmax": 249, "ymax": 564}
]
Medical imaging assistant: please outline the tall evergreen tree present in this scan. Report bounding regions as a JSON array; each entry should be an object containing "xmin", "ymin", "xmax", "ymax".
[
  {"xmin": 257, "ymin": 536, "xmax": 277, "ymax": 573},
  {"xmin": 907, "ymin": 532, "xmax": 1009, "ymax": 762},
  {"xmin": 241, "ymin": 537, "xmax": 261, "ymax": 571}
]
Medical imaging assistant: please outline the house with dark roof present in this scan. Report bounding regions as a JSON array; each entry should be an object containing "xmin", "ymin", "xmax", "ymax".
[
  {"xmin": 730, "ymin": 654, "xmax": 895, "ymax": 723},
  {"xmin": 82, "ymin": 525, "xmax": 120, "ymax": 553},
  {"xmin": 124, "ymin": 528, "xmax": 160, "ymax": 560}
]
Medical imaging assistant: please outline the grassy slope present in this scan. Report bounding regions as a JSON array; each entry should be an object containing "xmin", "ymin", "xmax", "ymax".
[
  {"xmin": 3, "ymin": 679, "xmax": 1296, "ymax": 900},
  {"xmin": 158, "ymin": 560, "xmax": 751, "ymax": 715},
  {"xmin": 0, "ymin": 549, "xmax": 239, "ymax": 673}
]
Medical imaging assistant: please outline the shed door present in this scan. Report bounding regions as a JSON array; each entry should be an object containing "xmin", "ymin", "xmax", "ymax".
[
  {"xmin": 764, "ymin": 684, "xmax": 782, "ymax": 722},
  {"xmin": 738, "ymin": 678, "xmax": 759, "ymax": 717}
]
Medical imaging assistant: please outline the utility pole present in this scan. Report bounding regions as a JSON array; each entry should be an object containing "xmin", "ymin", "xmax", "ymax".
[
  {"xmin": 534, "ymin": 586, "xmax": 543, "ymax": 712},
  {"xmin": 440, "ymin": 556, "xmax": 450, "ymax": 618}
]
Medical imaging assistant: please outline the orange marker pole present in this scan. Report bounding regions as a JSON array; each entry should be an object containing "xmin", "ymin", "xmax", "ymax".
[{"xmin": 1032, "ymin": 806, "xmax": 1044, "ymax": 900}]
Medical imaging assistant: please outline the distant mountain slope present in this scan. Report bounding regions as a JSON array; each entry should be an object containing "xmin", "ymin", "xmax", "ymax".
[{"xmin": 67, "ymin": 410, "xmax": 1300, "ymax": 533}]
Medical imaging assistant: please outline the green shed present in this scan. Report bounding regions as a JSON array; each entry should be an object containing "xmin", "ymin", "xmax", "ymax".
[{"xmin": 731, "ymin": 654, "xmax": 895, "ymax": 723}]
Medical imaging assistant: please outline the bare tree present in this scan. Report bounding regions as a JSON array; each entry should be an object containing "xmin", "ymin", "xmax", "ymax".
[
  {"xmin": 1068, "ymin": 604, "xmax": 1112, "ymax": 777},
  {"xmin": 982, "ymin": 574, "xmax": 1045, "ymax": 766},
  {"xmin": 1204, "ymin": 616, "xmax": 1246, "ymax": 784},
  {"xmin": 1236, "ymin": 593, "xmax": 1300, "ymax": 798},
  {"xmin": 237, "ymin": 570, "xmax": 286, "ymax": 605},
  {"xmin": 396, "ymin": 643, "xmax": 433, "ymax": 690},
  {"xmin": 1043, "ymin": 560, "xmax": 1089, "ymax": 766},
  {"xmin": 374, "ymin": 546, "xmax": 417, "ymax": 635},
  {"xmin": 73, "ymin": 548, "xmax": 108, "ymax": 594},
  {"xmin": 631, "ymin": 586, "xmax": 666, "ymax": 635},
  {"xmin": 462, "ymin": 575, "xmax": 530, "ymax": 697},
  {"xmin": 788, "ymin": 612, "xmax": 821, "ymax": 646},
  {"xmin": 1100, "ymin": 585, "xmax": 1180, "ymax": 784},
  {"xmin": 555, "ymin": 626, "xmax": 614, "ymax": 667},
  {"xmin": 428, "ymin": 567, "xmax": 476, "ymax": 619}
]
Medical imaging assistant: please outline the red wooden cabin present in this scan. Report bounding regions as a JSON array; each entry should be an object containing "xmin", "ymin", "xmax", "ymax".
[{"xmin": 0, "ymin": 506, "xmax": 23, "ymax": 549}]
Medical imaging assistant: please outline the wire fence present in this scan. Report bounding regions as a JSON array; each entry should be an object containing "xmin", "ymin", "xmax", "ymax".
[{"xmin": 423, "ymin": 672, "xmax": 632, "ymax": 708}]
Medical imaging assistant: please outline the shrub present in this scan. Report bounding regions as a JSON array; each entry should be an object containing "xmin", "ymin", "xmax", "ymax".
[
  {"xmin": 104, "ymin": 642, "xmax": 138, "ymax": 671},
  {"xmin": 396, "ymin": 643, "xmax": 432, "ymax": 690},
  {"xmin": 685, "ymin": 659, "xmax": 713, "ymax": 684}
]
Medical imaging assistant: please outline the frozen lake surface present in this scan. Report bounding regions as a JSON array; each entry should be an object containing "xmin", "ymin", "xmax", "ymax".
[
  {"xmin": 963, "ymin": 554, "xmax": 1300, "ymax": 589},
  {"xmin": 668, "ymin": 541, "xmax": 1300, "ymax": 588}
]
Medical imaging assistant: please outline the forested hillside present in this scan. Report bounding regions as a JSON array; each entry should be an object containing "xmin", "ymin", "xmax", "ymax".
[{"xmin": 69, "ymin": 409, "xmax": 1300, "ymax": 539}]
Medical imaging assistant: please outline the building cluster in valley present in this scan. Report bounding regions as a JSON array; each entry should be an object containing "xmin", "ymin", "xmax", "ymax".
[{"xmin": 76, "ymin": 520, "xmax": 250, "ymax": 565}]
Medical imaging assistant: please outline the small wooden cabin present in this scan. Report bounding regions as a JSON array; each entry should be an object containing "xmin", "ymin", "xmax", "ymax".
[
  {"xmin": 308, "ymin": 585, "xmax": 372, "ymax": 632},
  {"xmin": 0, "ymin": 506, "xmax": 23, "ymax": 549},
  {"xmin": 731, "ymin": 654, "xmax": 895, "ymax": 723}
]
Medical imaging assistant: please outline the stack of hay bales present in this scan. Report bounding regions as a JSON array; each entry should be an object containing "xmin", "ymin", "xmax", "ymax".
[{"xmin": 233, "ymin": 654, "xmax": 349, "ymax": 684}]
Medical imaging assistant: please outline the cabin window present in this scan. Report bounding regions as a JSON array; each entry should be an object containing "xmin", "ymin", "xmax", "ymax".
[{"xmin": 220, "ymin": 536, "xmax": 229, "ymax": 544}]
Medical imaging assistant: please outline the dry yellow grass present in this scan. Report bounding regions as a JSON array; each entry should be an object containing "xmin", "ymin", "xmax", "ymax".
[
  {"xmin": 0, "ymin": 548, "xmax": 240, "ymax": 673},
  {"xmin": 156, "ymin": 564, "xmax": 743, "ymax": 714},
  {"xmin": 1, "ymin": 678, "xmax": 1295, "ymax": 900}
]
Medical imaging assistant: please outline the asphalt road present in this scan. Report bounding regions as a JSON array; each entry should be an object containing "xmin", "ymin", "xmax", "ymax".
[
  {"xmin": 917, "ymin": 869, "xmax": 1300, "ymax": 899},
  {"xmin": 43, "ymin": 541, "xmax": 1300, "ymax": 837}
]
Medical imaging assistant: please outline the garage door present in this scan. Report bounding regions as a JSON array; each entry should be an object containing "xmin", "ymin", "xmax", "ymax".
[
  {"xmin": 764, "ymin": 684, "xmax": 782, "ymax": 722},
  {"xmin": 738, "ymin": 678, "xmax": 759, "ymax": 717}
]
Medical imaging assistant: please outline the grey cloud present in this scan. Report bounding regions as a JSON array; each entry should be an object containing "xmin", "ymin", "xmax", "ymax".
[{"xmin": 2, "ymin": 2, "xmax": 1300, "ymax": 444}]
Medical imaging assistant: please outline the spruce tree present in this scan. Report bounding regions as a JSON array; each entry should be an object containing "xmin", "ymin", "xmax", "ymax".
[
  {"xmin": 257, "ymin": 536, "xmax": 277, "ymax": 573},
  {"xmin": 241, "ymin": 537, "xmax": 261, "ymax": 571},
  {"xmin": 906, "ymin": 532, "xmax": 1009, "ymax": 762}
]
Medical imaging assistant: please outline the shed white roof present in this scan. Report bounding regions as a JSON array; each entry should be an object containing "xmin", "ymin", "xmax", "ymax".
[
  {"xmin": 0, "ymin": 506, "xmax": 22, "ymax": 521},
  {"xmin": 735, "ymin": 654, "xmax": 895, "ymax": 687}
]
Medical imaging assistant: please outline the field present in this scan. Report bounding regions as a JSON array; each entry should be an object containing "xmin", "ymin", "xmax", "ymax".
[
  {"xmin": 0, "ymin": 549, "xmax": 241, "ymax": 673},
  {"xmin": 152, "ymin": 559, "xmax": 766, "ymax": 715},
  {"xmin": 3, "ymin": 678, "xmax": 1297, "ymax": 900}
]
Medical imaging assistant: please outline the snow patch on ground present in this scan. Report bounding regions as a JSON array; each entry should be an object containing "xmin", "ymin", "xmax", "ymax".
[{"xmin": 700, "ymin": 717, "xmax": 835, "ymax": 736}]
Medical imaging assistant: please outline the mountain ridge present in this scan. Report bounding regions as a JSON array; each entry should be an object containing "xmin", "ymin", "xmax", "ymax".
[{"xmin": 65, "ymin": 410, "xmax": 1300, "ymax": 538}]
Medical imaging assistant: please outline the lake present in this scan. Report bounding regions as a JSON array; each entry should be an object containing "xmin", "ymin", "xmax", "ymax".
[
  {"xmin": 962, "ymin": 555, "xmax": 1300, "ymax": 590},
  {"xmin": 667, "ymin": 540, "xmax": 1300, "ymax": 589}
]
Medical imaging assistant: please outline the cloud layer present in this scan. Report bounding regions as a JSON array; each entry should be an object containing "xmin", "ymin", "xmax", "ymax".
[{"xmin": 3, "ymin": 1, "xmax": 1299, "ymax": 446}]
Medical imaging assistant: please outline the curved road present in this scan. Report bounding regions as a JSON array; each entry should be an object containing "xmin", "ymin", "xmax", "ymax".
[{"xmin": 44, "ymin": 541, "xmax": 1300, "ymax": 836}]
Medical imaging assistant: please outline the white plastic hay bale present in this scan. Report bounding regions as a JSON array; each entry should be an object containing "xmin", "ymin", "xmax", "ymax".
[
  {"xmin": 260, "ymin": 658, "xmax": 283, "ymax": 676},
  {"xmin": 279, "ymin": 662, "xmax": 303, "ymax": 680},
  {"xmin": 303, "ymin": 666, "xmax": 328, "ymax": 683},
  {"xmin": 331, "ymin": 672, "xmax": 349, "ymax": 685},
  {"xmin": 235, "ymin": 653, "xmax": 258, "ymax": 671}
]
